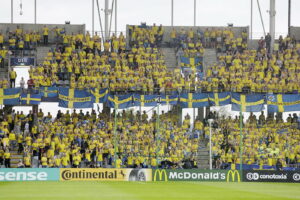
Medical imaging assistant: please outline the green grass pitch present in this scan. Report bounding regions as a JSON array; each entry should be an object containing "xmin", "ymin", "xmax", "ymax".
[{"xmin": 0, "ymin": 182, "xmax": 299, "ymax": 200}]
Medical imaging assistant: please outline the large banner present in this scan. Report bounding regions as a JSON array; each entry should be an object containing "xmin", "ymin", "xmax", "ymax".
[
  {"xmin": 60, "ymin": 168, "xmax": 152, "ymax": 181},
  {"xmin": 0, "ymin": 168, "xmax": 59, "ymax": 181},
  {"xmin": 10, "ymin": 57, "xmax": 35, "ymax": 66},
  {"xmin": 231, "ymin": 93, "xmax": 265, "ymax": 112},
  {"xmin": 58, "ymin": 88, "xmax": 93, "ymax": 108},
  {"xmin": 243, "ymin": 170, "xmax": 300, "ymax": 183},
  {"xmin": 267, "ymin": 94, "xmax": 300, "ymax": 112},
  {"xmin": 152, "ymin": 169, "xmax": 241, "ymax": 182},
  {"xmin": 0, "ymin": 88, "xmax": 21, "ymax": 105}
]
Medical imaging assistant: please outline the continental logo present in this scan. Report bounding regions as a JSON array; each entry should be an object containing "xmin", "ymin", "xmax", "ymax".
[
  {"xmin": 60, "ymin": 169, "xmax": 126, "ymax": 181},
  {"xmin": 227, "ymin": 170, "xmax": 241, "ymax": 182},
  {"xmin": 153, "ymin": 169, "xmax": 168, "ymax": 182}
]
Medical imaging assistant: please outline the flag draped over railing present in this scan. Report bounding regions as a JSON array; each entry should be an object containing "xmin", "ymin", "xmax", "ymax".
[
  {"xmin": 91, "ymin": 88, "xmax": 108, "ymax": 103},
  {"xmin": 208, "ymin": 92, "xmax": 231, "ymax": 106},
  {"xmin": 20, "ymin": 94, "xmax": 41, "ymax": 105},
  {"xmin": 58, "ymin": 88, "xmax": 92, "ymax": 108},
  {"xmin": 231, "ymin": 93, "xmax": 265, "ymax": 112},
  {"xmin": 4, "ymin": 86, "xmax": 300, "ymax": 112},
  {"xmin": 179, "ymin": 93, "xmax": 209, "ymax": 108},
  {"xmin": 133, "ymin": 94, "xmax": 158, "ymax": 107},
  {"xmin": 0, "ymin": 88, "xmax": 21, "ymax": 105},
  {"xmin": 267, "ymin": 94, "xmax": 300, "ymax": 112},
  {"xmin": 107, "ymin": 94, "xmax": 133, "ymax": 109}
]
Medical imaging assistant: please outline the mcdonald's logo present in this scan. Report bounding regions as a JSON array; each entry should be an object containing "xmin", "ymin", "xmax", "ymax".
[
  {"xmin": 153, "ymin": 169, "xmax": 168, "ymax": 182},
  {"xmin": 226, "ymin": 170, "xmax": 240, "ymax": 182}
]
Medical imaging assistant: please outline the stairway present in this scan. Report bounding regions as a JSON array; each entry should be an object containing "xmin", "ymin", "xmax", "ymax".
[
  {"xmin": 161, "ymin": 47, "xmax": 178, "ymax": 70},
  {"xmin": 36, "ymin": 45, "xmax": 55, "ymax": 65},
  {"xmin": 196, "ymin": 138, "xmax": 210, "ymax": 169},
  {"xmin": 203, "ymin": 48, "xmax": 217, "ymax": 73},
  {"xmin": 0, "ymin": 67, "xmax": 8, "ymax": 80},
  {"xmin": 10, "ymin": 150, "xmax": 24, "ymax": 168}
]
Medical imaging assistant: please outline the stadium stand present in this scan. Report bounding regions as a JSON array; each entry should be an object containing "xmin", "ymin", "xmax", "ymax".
[
  {"xmin": 0, "ymin": 108, "xmax": 199, "ymax": 168},
  {"xmin": 207, "ymin": 112, "xmax": 300, "ymax": 170},
  {"xmin": 0, "ymin": 22, "xmax": 299, "ymax": 171}
]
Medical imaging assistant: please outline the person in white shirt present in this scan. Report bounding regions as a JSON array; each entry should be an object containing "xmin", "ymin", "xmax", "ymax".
[{"xmin": 20, "ymin": 77, "xmax": 25, "ymax": 91}]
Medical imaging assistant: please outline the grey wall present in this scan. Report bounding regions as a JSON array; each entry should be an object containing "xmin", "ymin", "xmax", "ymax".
[
  {"xmin": 290, "ymin": 27, "xmax": 300, "ymax": 41},
  {"xmin": 0, "ymin": 23, "xmax": 85, "ymax": 43}
]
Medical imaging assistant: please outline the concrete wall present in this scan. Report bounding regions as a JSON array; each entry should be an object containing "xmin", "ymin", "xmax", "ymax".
[
  {"xmin": 290, "ymin": 26, "xmax": 300, "ymax": 41},
  {"xmin": 126, "ymin": 25, "xmax": 249, "ymax": 44},
  {"xmin": 0, "ymin": 23, "xmax": 85, "ymax": 43}
]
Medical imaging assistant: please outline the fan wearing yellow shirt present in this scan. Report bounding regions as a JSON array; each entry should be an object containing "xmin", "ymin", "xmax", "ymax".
[
  {"xmin": 24, "ymin": 154, "xmax": 31, "ymax": 168},
  {"xmin": 42, "ymin": 25, "xmax": 49, "ymax": 45},
  {"xmin": 41, "ymin": 153, "xmax": 48, "ymax": 168},
  {"xmin": 115, "ymin": 156, "xmax": 122, "ymax": 168}
]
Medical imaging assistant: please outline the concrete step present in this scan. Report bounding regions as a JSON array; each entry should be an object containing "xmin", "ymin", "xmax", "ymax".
[
  {"xmin": 161, "ymin": 47, "xmax": 178, "ymax": 70},
  {"xmin": 203, "ymin": 48, "xmax": 217, "ymax": 73},
  {"xmin": 198, "ymin": 164, "xmax": 210, "ymax": 169}
]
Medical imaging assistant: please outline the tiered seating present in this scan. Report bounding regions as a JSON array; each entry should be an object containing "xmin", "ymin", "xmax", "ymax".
[
  {"xmin": 202, "ymin": 37, "xmax": 300, "ymax": 93},
  {"xmin": 30, "ymin": 29, "xmax": 178, "ymax": 94},
  {"xmin": 0, "ymin": 109, "xmax": 200, "ymax": 168},
  {"xmin": 207, "ymin": 113, "xmax": 300, "ymax": 169}
]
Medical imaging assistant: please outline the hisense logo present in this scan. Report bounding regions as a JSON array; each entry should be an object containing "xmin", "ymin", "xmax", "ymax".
[
  {"xmin": 0, "ymin": 172, "xmax": 48, "ymax": 181},
  {"xmin": 169, "ymin": 172, "xmax": 226, "ymax": 180}
]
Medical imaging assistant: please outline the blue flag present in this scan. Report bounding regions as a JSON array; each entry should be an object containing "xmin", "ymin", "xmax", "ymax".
[
  {"xmin": 39, "ymin": 87, "xmax": 58, "ymax": 98},
  {"xmin": 0, "ymin": 88, "xmax": 20, "ymax": 105},
  {"xmin": 267, "ymin": 94, "xmax": 300, "ymax": 113},
  {"xmin": 107, "ymin": 94, "xmax": 133, "ymax": 109},
  {"xmin": 180, "ymin": 56, "xmax": 203, "ymax": 70},
  {"xmin": 58, "ymin": 88, "xmax": 92, "ymax": 108},
  {"xmin": 133, "ymin": 94, "xmax": 158, "ymax": 107},
  {"xmin": 179, "ymin": 93, "xmax": 209, "ymax": 108},
  {"xmin": 91, "ymin": 88, "xmax": 108, "ymax": 103},
  {"xmin": 160, "ymin": 94, "xmax": 178, "ymax": 105},
  {"xmin": 208, "ymin": 92, "xmax": 231, "ymax": 106},
  {"xmin": 231, "ymin": 93, "xmax": 265, "ymax": 112},
  {"xmin": 20, "ymin": 94, "xmax": 41, "ymax": 105}
]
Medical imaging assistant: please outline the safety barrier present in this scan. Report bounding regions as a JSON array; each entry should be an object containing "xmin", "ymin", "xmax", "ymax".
[{"xmin": 0, "ymin": 169, "xmax": 299, "ymax": 183}]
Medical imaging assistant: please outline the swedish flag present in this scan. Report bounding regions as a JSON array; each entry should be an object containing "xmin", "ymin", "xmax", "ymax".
[
  {"xmin": 91, "ymin": 88, "xmax": 108, "ymax": 103},
  {"xmin": 107, "ymin": 94, "xmax": 133, "ymax": 109},
  {"xmin": 231, "ymin": 93, "xmax": 265, "ymax": 112},
  {"xmin": 160, "ymin": 94, "xmax": 178, "ymax": 105},
  {"xmin": 20, "ymin": 94, "xmax": 41, "ymax": 105},
  {"xmin": 39, "ymin": 87, "xmax": 58, "ymax": 98},
  {"xmin": 133, "ymin": 94, "xmax": 158, "ymax": 107},
  {"xmin": 180, "ymin": 56, "xmax": 202, "ymax": 69},
  {"xmin": 267, "ymin": 94, "xmax": 300, "ymax": 113},
  {"xmin": 208, "ymin": 92, "xmax": 231, "ymax": 106},
  {"xmin": 0, "ymin": 88, "xmax": 20, "ymax": 105},
  {"xmin": 58, "ymin": 88, "xmax": 92, "ymax": 108},
  {"xmin": 179, "ymin": 93, "xmax": 209, "ymax": 108}
]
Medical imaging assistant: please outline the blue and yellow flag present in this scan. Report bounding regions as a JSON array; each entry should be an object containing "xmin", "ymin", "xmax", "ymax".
[
  {"xmin": 39, "ymin": 87, "xmax": 58, "ymax": 98},
  {"xmin": 133, "ymin": 94, "xmax": 158, "ymax": 107},
  {"xmin": 107, "ymin": 94, "xmax": 133, "ymax": 109},
  {"xmin": 91, "ymin": 88, "xmax": 108, "ymax": 103},
  {"xmin": 179, "ymin": 93, "xmax": 209, "ymax": 108},
  {"xmin": 20, "ymin": 94, "xmax": 41, "ymax": 105},
  {"xmin": 0, "ymin": 88, "xmax": 20, "ymax": 105},
  {"xmin": 267, "ymin": 94, "xmax": 300, "ymax": 113},
  {"xmin": 231, "ymin": 93, "xmax": 265, "ymax": 112},
  {"xmin": 58, "ymin": 88, "xmax": 92, "ymax": 108},
  {"xmin": 208, "ymin": 92, "xmax": 231, "ymax": 106},
  {"xmin": 180, "ymin": 56, "xmax": 202, "ymax": 70},
  {"xmin": 160, "ymin": 94, "xmax": 178, "ymax": 105}
]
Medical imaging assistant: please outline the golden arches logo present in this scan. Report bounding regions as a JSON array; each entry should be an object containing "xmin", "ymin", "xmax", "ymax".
[
  {"xmin": 226, "ymin": 170, "xmax": 240, "ymax": 182},
  {"xmin": 153, "ymin": 169, "xmax": 168, "ymax": 182}
]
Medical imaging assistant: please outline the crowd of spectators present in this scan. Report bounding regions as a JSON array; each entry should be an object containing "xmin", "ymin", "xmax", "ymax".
[
  {"xmin": 208, "ymin": 112, "xmax": 300, "ymax": 170},
  {"xmin": 0, "ymin": 108, "xmax": 200, "ymax": 169},
  {"xmin": 202, "ymin": 35, "xmax": 300, "ymax": 93}
]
